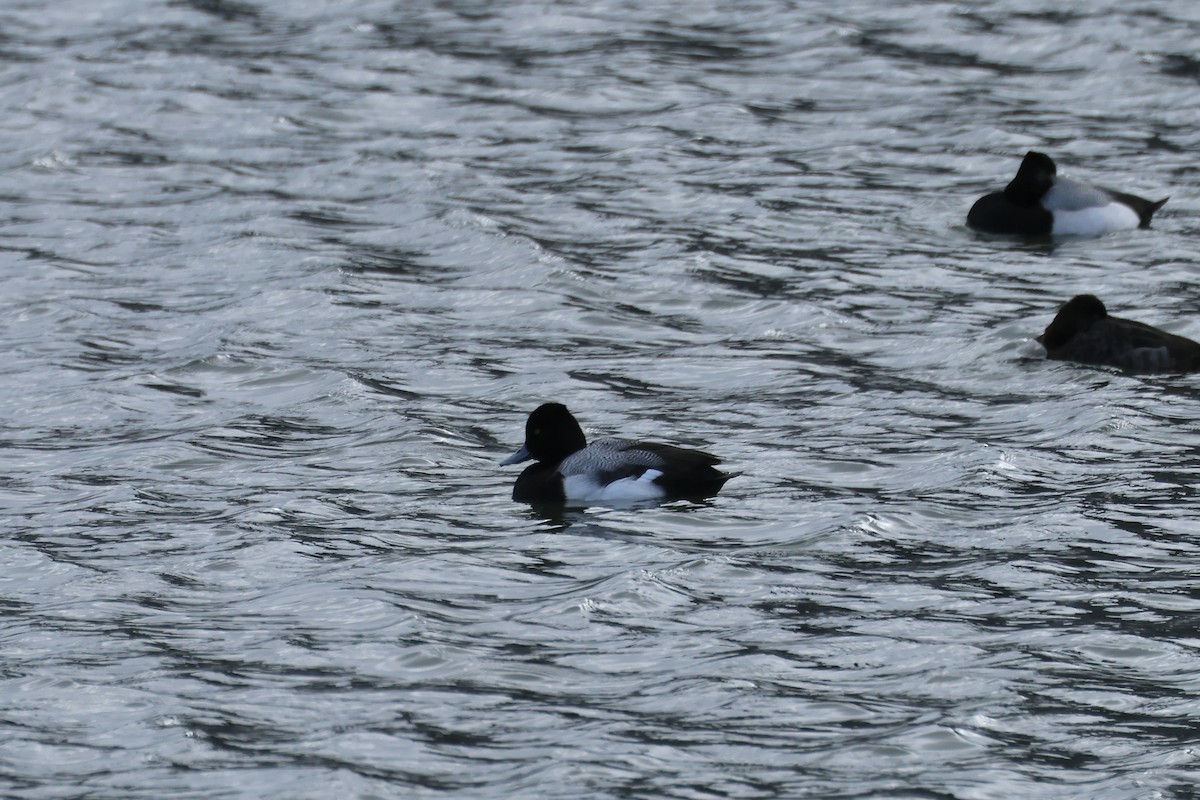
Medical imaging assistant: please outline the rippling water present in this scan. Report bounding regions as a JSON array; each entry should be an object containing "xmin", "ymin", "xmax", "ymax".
[{"xmin": 4, "ymin": 1, "xmax": 1200, "ymax": 797}]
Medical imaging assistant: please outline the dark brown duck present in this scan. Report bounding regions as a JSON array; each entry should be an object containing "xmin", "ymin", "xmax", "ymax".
[{"xmin": 1038, "ymin": 295, "xmax": 1200, "ymax": 373}]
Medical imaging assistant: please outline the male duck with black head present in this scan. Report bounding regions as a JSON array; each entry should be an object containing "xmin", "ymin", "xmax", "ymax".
[
  {"xmin": 1038, "ymin": 295, "xmax": 1200, "ymax": 373},
  {"xmin": 501, "ymin": 403, "xmax": 733, "ymax": 505},
  {"xmin": 968, "ymin": 151, "xmax": 1167, "ymax": 237}
]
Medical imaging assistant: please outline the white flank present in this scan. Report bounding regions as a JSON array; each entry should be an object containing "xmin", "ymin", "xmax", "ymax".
[
  {"xmin": 1051, "ymin": 202, "xmax": 1139, "ymax": 236},
  {"xmin": 562, "ymin": 469, "xmax": 666, "ymax": 504}
]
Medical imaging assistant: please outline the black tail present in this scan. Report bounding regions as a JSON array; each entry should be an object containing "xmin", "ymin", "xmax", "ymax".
[
  {"xmin": 1110, "ymin": 191, "xmax": 1168, "ymax": 227},
  {"xmin": 1140, "ymin": 196, "xmax": 1169, "ymax": 228}
]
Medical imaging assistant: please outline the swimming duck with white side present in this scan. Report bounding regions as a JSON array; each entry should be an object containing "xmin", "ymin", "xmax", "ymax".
[
  {"xmin": 500, "ymin": 403, "xmax": 733, "ymax": 505},
  {"xmin": 968, "ymin": 151, "xmax": 1167, "ymax": 237}
]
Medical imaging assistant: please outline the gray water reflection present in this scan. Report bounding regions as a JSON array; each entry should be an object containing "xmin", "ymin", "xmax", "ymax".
[{"xmin": 2, "ymin": 0, "xmax": 1200, "ymax": 798}]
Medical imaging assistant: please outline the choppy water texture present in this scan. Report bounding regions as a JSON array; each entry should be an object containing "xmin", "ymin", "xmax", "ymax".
[{"xmin": 3, "ymin": 1, "xmax": 1200, "ymax": 797}]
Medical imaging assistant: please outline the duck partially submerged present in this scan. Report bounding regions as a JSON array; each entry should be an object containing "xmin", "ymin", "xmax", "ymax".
[
  {"xmin": 500, "ymin": 403, "xmax": 733, "ymax": 505},
  {"xmin": 1038, "ymin": 295, "xmax": 1200, "ymax": 373},
  {"xmin": 968, "ymin": 151, "xmax": 1167, "ymax": 237}
]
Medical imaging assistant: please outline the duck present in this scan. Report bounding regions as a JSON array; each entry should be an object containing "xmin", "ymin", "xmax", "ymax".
[
  {"xmin": 1037, "ymin": 295, "xmax": 1200, "ymax": 373},
  {"xmin": 500, "ymin": 403, "xmax": 733, "ymax": 504},
  {"xmin": 967, "ymin": 151, "xmax": 1167, "ymax": 237}
]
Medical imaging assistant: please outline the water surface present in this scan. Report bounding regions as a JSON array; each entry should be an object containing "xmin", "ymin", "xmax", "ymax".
[{"xmin": 3, "ymin": 1, "xmax": 1200, "ymax": 798}]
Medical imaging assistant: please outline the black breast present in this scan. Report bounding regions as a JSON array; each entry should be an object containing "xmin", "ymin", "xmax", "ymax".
[{"xmin": 967, "ymin": 192, "xmax": 1053, "ymax": 235}]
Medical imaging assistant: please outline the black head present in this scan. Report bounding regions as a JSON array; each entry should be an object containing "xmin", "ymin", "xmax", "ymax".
[
  {"xmin": 1004, "ymin": 151, "xmax": 1057, "ymax": 206},
  {"xmin": 502, "ymin": 403, "xmax": 588, "ymax": 465},
  {"xmin": 1040, "ymin": 294, "xmax": 1108, "ymax": 350}
]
